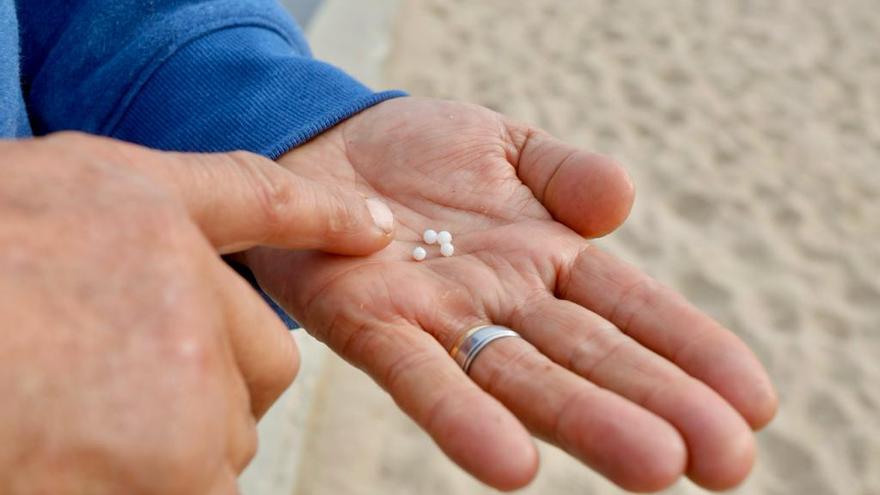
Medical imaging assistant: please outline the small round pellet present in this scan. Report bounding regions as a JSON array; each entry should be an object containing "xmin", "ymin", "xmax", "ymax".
[
  {"xmin": 437, "ymin": 231, "xmax": 452, "ymax": 244},
  {"xmin": 423, "ymin": 229, "xmax": 438, "ymax": 244},
  {"xmin": 412, "ymin": 246, "xmax": 427, "ymax": 261},
  {"xmin": 439, "ymin": 242, "xmax": 454, "ymax": 257}
]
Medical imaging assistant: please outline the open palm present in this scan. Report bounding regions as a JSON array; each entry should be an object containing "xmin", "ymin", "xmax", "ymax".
[{"xmin": 245, "ymin": 97, "xmax": 777, "ymax": 491}]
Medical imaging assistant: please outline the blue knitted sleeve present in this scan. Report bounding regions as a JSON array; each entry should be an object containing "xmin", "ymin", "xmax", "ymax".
[{"xmin": 17, "ymin": 0, "xmax": 405, "ymax": 156}]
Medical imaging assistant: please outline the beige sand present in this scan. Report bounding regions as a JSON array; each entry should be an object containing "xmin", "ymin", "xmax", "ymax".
[{"xmin": 294, "ymin": 1, "xmax": 880, "ymax": 494}]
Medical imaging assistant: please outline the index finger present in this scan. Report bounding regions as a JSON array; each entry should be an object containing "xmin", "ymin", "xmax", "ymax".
[
  {"xmin": 161, "ymin": 150, "xmax": 396, "ymax": 255},
  {"xmin": 52, "ymin": 134, "xmax": 394, "ymax": 255}
]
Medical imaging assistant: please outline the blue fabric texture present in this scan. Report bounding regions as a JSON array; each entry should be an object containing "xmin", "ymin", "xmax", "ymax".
[
  {"xmin": 2, "ymin": 0, "xmax": 407, "ymax": 326},
  {"xmin": 12, "ymin": 0, "xmax": 405, "ymax": 155},
  {"xmin": 0, "ymin": 2, "xmax": 29, "ymax": 137}
]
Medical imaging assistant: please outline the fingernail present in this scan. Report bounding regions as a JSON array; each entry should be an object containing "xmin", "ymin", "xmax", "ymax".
[{"xmin": 366, "ymin": 198, "xmax": 394, "ymax": 234}]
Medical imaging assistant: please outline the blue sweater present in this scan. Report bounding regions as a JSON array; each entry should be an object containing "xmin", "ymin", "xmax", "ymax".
[
  {"xmin": 1, "ymin": 0, "xmax": 404, "ymax": 153},
  {"xmin": 1, "ymin": 0, "xmax": 405, "ymax": 325}
]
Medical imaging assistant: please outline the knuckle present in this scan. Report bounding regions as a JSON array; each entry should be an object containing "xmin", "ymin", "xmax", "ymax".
[
  {"xmin": 242, "ymin": 426, "xmax": 259, "ymax": 465},
  {"xmin": 482, "ymin": 344, "xmax": 536, "ymax": 395},
  {"xmin": 422, "ymin": 386, "xmax": 473, "ymax": 434},
  {"xmin": 240, "ymin": 440, "xmax": 258, "ymax": 473},
  {"xmin": 44, "ymin": 130, "xmax": 95, "ymax": 146},
  {"xmin": 250, "ymin": 330, "xmax": 300, "ymax": 400},
  {"xmin": 227, "ymin": 151, "xmax": 294, "ymax": 240},
  {"xmin": 44, "ymin": 132, "xmax": 160, "ymax": 189},
  {"xmin": 155, "ymin": 432, "xmax": 225, "ymax": 492},
  {"xmin": 383, "ymin": 347, "xmax": 434, "ymax": 396},
  {"xmin": 162, "ymin": 328, "xmax": 217, "ymax": 371},
  {"xmin": 226, "ymin": 149, "xmax": 264, "ymax": 167},
  {"xmin": 323, "ymin": 189, "xmax": 363, "ymax": 237},
  {"xmin": 569, "ymin": 333, "xmax": 630, "ymax": 381},
  {"xmin": 609, "ymin": 277, "xmax": 664, "ymax": 332},
  {"xmin": 231, "ymin": 419, "xmax": 259, "ymax": 472},
  {"xmin": 626, "ymin": 277, "xmax": 664, "ymax": 307},
  {"xmin": 553, "ymin": 388, "xmax": 591, "ymax": 446},
  {"xmin": 273, "ymin": 333, "xmax": 300, "ymax": 389},
  {"xmin": 45, "ymin": 132, "xmax": 135, "ymax": 165},
  {"xmin": 46, "ymin": 131, "xmax": 130, "ymax": 156}
]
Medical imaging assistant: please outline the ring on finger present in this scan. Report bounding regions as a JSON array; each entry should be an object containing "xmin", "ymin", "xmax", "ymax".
[{"xmin": 450, "ymin": 325, "xmax": 521, "ymax": 374}]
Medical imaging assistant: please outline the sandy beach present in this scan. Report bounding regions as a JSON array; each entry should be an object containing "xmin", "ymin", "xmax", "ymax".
[{"xmin": 285, "ymin": 1, "xmax": 880, "ymax": 494}]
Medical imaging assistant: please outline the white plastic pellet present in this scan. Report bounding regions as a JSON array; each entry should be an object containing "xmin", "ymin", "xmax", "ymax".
[
  {"xmin": 412, "ymin": 246, "xmax": 427, "ymax": 261},
  {"xmin": 423, "ymin": 229, "xmax": 438, "ymax": 244},
  {"xmin": 437, "ymin": 231, "xmax": 452, "ymax": 244},
  {"xmin": 439, "ymin": 242, "xmax": 454, "ymax": 257}
]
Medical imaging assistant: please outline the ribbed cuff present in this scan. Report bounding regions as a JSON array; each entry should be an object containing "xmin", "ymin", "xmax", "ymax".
[{"xmin": 109, "ymin": 25, "xmax": 406, "ymax": 157}]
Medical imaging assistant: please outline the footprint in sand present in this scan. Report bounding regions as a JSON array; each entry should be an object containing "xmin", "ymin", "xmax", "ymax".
[
  {"xmin": 677, "ymin": 269, "xmax": 733, "ymax": 316},
  {"xmin": 670, "ymin": 189, "xmax": 719, "ymax": 225},
  {"xmin": 762, "ymin": 430, "xmax": 837, "ymax": 495}
]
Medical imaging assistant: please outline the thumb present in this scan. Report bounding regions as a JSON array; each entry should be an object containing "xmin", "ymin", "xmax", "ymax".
[
  {"xmin": 506, "ymin": 123, "xmax": 635, "ymax": 238},
  {"xmin": 159, "ymin": 150, "xmax": 395, "ymax": 255},
  {"xmin": 41, "ymin": 134, "xmax": 393, "ymax": 255}
]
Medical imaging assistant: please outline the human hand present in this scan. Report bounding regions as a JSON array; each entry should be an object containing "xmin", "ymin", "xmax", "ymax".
[
  {"xmin": 246, "ymin": 97, "xmax": 778, "ymax": 492},
  {"xmin": 0, "ymin": 133, "xmax": 393, "ymax": 494}
]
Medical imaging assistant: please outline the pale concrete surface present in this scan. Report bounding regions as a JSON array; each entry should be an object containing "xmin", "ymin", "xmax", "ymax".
[
  {"xmin": 239, "ymin": 331, "xmax": 329, "ymax": 494},
  {"xmin": 281, "ymin": 0, "xmax": 323, "ymax": 27},
  {"xmin": 307, "ymin": 0, "xmax": 401, "ymax": 88}
]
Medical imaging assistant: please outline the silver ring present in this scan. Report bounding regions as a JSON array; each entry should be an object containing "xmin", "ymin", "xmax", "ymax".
[{"xmin": 450, "ymin": 325, "xmax": 521, "ymax": 374}]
